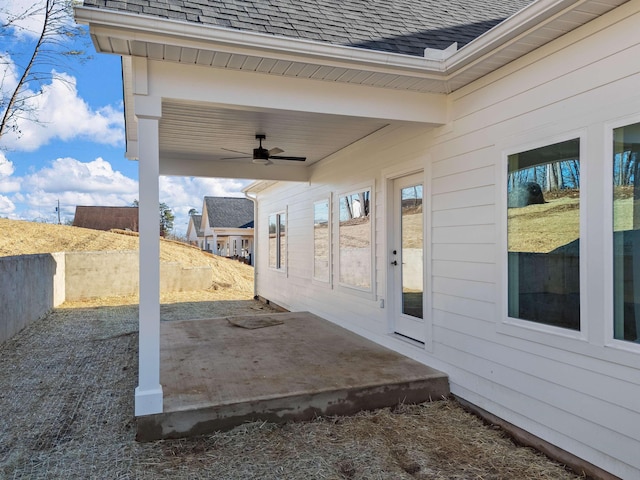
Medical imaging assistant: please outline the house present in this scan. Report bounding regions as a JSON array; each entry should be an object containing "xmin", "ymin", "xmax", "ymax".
[
  {"xmin": 75, "ymin": 0, "xmax": 640, "ymax": 477},
  {"xmin": 185, "ymin": 214, "xmax": 204, "ymax": 249},
  {"xmin": 72, "ymin": 206, "xmax": 138, "ymax": 231},
  {"xmin": 200, "ymin": 196, "xmax": 254, "ymax": 261}
]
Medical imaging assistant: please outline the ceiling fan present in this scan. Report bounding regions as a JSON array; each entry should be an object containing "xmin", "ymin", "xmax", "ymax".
[{"xmin": 221, "ymin": 134, "xmax": 307, "ymax": 165}]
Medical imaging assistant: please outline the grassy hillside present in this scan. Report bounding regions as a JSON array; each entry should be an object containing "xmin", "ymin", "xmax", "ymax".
[{"xmin": 0, "ymin": 218, "xmax": 254, "ymax": 297}]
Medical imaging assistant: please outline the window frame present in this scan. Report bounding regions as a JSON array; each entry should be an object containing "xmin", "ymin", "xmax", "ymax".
[
  {"xmin": 499, "ymin": 131, "xmax": 588, "ymax": 343},
  {"xmin": 335, "ymin": 183, "xmax": 375, "ymax": 297},
  {"xmin": 312, "ymin": 196, "xmax": 332, "ymax": 286},
  {"xmin": 605, "ymin": 115, "xmax": 640, "ymax": 353},
  {"xmin": 268, "ymin": 209, "xmax": 287, "ymax": 272}
]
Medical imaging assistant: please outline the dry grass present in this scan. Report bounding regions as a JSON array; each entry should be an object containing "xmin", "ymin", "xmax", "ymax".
[
  {"xmin": 142, "ymin": 400, "xmax": 582, "ymax": 480},
  {"xmin": 508, "ymin": 196, "xmax": 580, "ymax": 253},
  {"xmin": 0, "ymin": 218, "xmax": 255, "ymax": 297}
]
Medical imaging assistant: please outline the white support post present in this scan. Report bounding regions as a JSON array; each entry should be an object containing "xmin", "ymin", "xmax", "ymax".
[{"xmin": 134, "ymin": 95, "xmax": 163, "ymax": 416}]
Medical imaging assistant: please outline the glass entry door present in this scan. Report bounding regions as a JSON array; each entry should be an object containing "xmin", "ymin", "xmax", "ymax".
[{"xmin": 391, "ymin": 173, "xmax": 425, "ymax": 343}]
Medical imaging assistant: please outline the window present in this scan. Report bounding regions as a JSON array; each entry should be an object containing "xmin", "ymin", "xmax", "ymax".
[
  {"xmin": 313, "ymin": 199, "xmax": 331, "ymax": 283},
  {"xmin": 613, "ymin": 122, "xmax": 640, "ymax": 343},
  {"xmin": 507, "ymin": 139, "xmax": 580, "ymax": 330},
  {"xmin": 268, "ymin": 212, "xmax": 286, "ymax": 270},
  {"xmin": 339, "ymin": 189, "xmax": 371, "ymax": 290}
]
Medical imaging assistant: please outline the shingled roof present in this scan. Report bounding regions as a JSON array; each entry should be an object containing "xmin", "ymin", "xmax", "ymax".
[
  {"xmin": 189, "ymin": 214, "xmax": 203, "ymax": 236},
  {"xmin": 82, "ymin": 0, "xmax": 533, "ymax": 56},
  {"xmin": 204, "ymin": 197, "xmax": 254, "ymax": 229}
]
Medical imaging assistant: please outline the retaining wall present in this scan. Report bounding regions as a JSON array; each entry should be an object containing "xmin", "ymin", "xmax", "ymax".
[
  {"xmin": 1, "ymin": 250, "xmax": 215, "ymax": 343},
  {"xmin": 0, "ymin": 252, "xmax": 65, "ymax": 343},
  {"xmin": 63, "ymin": 251, "xmax": 213, "ymax": 300}
]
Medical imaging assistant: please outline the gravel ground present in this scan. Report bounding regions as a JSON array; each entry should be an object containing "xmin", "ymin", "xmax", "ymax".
[{"xmin": 1, "ymin": 292, "xmax": 583, "ymax": 480}]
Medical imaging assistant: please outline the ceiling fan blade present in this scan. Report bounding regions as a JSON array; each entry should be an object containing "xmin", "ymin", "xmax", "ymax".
[
  {"xmin": 269, "ymin": 147, "xmax": 284, "ymax": 155},
  {"xmin": 270, "ymin": 155, "xmax": 307, "ymax": 161},
  {"xmin": 219, "ymin": 156, "xmax": 252, "ymax": 160},
  {"xmin": 221, "ymin": 147, "xmax": 251, "ymax": 155}
]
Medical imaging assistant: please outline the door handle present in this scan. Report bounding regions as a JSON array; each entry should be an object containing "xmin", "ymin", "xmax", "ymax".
[{"xmin": 391, "ymin": 260, "xmax": 398, "ymax": 266}]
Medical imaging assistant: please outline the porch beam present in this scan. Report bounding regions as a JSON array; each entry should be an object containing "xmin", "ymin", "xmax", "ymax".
[
  {"xmin": 134, "ymin": 94, "xmax": 163, "ymax": 416},
  {"xmin": 147, "ymin": 61, "xmax": 447, "ymax": 125}
]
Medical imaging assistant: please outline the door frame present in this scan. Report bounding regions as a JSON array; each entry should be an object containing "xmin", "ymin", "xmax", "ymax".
[{"xmin": 383, "ymin": 163, "xmax": 433, "ymax": 351}]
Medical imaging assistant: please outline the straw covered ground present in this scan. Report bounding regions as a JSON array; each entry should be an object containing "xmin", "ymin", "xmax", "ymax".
[
  {"xmin": 0, "ymin": 219, "xmax": 585, "ymax": 478},
  {"xmin": 0, "ymin": 292, "xmax": 584, "ymax": 480}
]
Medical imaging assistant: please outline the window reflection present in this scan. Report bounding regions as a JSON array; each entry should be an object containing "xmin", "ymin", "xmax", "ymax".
[
  {"xmin": 613, "ymin": 122, "xmax": 640, "ymax": 343},
  {"xmin": 313, "ymin": 200, "xmax": 330, "ymax": 282},
  {"xmin": 507, "ymin": 139, "xmax": 580, "ymax": 330},
  {"xmin": 269, "ymin": 212, "xmax": 286, "ymax": 270},
  {"xmin": 339, "ymin": 191, "xmax": 371, "ymax": 289},
  {"xmin": 401, "ymin": 184, "xmax": 423, "ymax": 318},
  {"xmin": 268, "ymin": 214, "xmax": 277, "ymax": 269}
]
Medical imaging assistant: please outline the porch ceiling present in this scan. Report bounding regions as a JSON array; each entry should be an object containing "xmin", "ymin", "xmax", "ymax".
[
  {"xmin": 152, "ymin": 99, "xmax": 401, "ymax": 181},
  {"xmin": 159, "ymin": 99, "xmax": 390, "ymax": 165}
]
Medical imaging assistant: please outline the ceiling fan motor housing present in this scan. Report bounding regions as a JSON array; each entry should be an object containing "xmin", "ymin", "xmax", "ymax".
[{"xmin": 253, "ymin": 147, "xmax": 270, "ymax": 159}]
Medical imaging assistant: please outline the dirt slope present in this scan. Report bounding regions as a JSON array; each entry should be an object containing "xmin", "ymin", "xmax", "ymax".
[{"xmin": 0, "ymin": 218, "xmax": 254, "ymax": 296}]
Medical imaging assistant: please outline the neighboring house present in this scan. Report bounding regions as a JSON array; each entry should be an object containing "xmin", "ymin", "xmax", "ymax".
[
  {"xmin": 185, "ymin": 214, "xmax": 204, "ymax": 249},
  {"xmin": 75, "ymin": 0, "xmax": 640, "ymax": 477},
  {"xmin": 72, "ymin": 206, "xmax": 138, "ymax": 232},
  {"xmin": 200, "ymin": 197, "xmax": 254, "ymax": 262}
]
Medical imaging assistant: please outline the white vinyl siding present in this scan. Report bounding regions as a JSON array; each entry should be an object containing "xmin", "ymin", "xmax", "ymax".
[{"xmin": 252, "ymin": 3, "xmax": 640, "ymax": 477}]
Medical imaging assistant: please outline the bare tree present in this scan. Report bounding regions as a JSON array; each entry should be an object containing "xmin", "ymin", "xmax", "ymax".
[
  {"xmin": 0, "ymin": 0, "xmax": 88, "ymax": 141},
  {"xmin": 545, "ymin": 162, "xmax": 564, "ymax": 192}
]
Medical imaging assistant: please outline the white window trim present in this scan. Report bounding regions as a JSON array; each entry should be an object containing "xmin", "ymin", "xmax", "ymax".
[
  {"xmin": 335, "ymin": 182, "xmax": 375, "ymax": 299},
  {"xmin": 268, "ymin": 209, "xmax": 287, "ymax": 273},
  {"xmin": 604, "ymin": 114, "xmax": 640, "ymax": 354},
  {"xmin": 498, "ymin": 130, "xmax": 589, "ymax": 344},
  {"xmin": 312, "ymin": 195, "xmax": 332, "ymax": 287}
]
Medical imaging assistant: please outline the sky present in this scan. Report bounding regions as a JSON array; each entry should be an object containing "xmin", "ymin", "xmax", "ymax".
[{"xmin": 0, "ymin": 1, "xmax": 250, "ymax": 236}]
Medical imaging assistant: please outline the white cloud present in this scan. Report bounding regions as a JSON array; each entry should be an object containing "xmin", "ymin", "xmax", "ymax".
[
  {"xmin": 1, "ymin": 154, "xmax": 250, "ymax": 230},
  {"xmin": 7, "ymin": 156, "xmax": 137, "ymax": 222},
  {"xmin": 23, "ymin": 157, "xmax": 137, "ymax": 195},
  {"xmin": 0, "ymin": 152, "xmax": 20, "ymax": 193},
  {"xmin": 0, "ymin": 194, "xmax": 16, "ymax": 214},
  {"xmin": 0, "ymin": 0, "xmax": 73, "ymax": 41},
  {"xmin": 0, "ymin": 69, "xmax": 125, "ymax": 151},
  {"xmin": 0, "ymin": 52, "xmax": 19, "ymax": 98},
  {"xmin": 0, "ymin": 1, "xmax": 43, "ymax": 40},
  {"xmin": 0, "ymin": 151, "xmax": 15, "ymax": 177}
]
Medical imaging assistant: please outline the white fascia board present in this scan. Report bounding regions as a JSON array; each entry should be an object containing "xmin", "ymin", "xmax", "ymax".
[
  {"xmin": 243, "ymin": 180, "xmax": 279, "ymax": 195},
  {"xmin": 74, "ymin": 6, "xmax": 443, "ymax": 75}
]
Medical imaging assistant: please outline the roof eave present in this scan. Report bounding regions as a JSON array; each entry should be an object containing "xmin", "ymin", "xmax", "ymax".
[
  {"xmin": 445, "ymin": 0, "xmax": 592, "ymax": 73},
  {"xmin": 75, "ymin": 0, "xmax": 614, "ymax": 83},
  {"xmin": 74, "ymin": 6, "xmax": 445, "ymax": 75}
]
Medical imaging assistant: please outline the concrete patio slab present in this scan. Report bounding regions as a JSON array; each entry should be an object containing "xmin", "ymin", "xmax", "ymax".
[{"xmin": 136, "ymin": 312, "xmax": 449, "ymax": 441}]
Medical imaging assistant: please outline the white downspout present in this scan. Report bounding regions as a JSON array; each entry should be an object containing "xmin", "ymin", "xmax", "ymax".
[{"xmin": 244, "ymin": 191, "xmax": 258, "ymax": 299}]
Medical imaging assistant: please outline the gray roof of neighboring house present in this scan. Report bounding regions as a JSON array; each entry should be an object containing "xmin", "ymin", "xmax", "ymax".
[
  {"xmin": 82, "ymin": 0, "xmax": 534, "ymax": 56},
  {"xmin": 189, "ymin": 214, "xmax": 203, "ymax": 236},
  {"xmin": 204, "ymin": 197, "xmax": 254, "ymax": 229}
]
